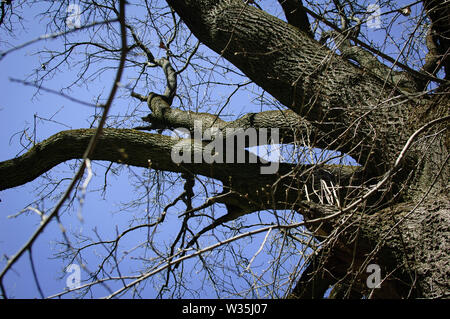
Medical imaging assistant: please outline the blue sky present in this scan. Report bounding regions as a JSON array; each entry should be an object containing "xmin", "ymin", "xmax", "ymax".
[{"xmin": 0, "ymin": 0, "xmax": 428, "ymax": 298}]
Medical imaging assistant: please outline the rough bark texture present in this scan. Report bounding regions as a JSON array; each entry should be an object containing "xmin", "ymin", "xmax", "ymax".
[
  {"xmin": 0, "ymin": 127, "xmax": 363, "ymax": 215},
  {"xmin": 162, "ymin": 0, "xmax": 449, "ymax": 298},
  {"xmin": 166, "ymin": 0, "xmax": 417, "ymax": 177}
]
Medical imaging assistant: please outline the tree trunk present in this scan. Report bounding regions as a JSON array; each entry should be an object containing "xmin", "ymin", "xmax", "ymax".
[{"xmin": 165, "ymin": 0, "xmax": 450, "ymax": 299}]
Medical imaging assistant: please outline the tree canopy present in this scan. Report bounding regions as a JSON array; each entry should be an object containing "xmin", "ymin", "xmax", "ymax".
[{"xmin": 0, "ymin": 0, "xmax": 448, "ymax": 299}]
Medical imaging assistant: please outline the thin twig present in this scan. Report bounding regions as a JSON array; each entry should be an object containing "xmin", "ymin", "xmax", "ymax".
[
  {"xmin": 0, "ymin": 0, "xmax": 128, "ymax": 298},
  {"xmin": 0, "ymin": 19, "xmax": 119, "ymax": 61}
]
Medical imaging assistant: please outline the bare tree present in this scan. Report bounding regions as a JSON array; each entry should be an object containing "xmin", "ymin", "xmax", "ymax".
[{"xmin": 0, "ymin": 0, "xmax": 448, "ymax": 299}]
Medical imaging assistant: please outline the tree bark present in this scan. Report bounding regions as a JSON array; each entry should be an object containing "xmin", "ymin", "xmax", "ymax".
[
  {"xmin": 165, "ymin": 0, "xmax": 418, "ymax": 177},
  {"xmin": 163, "ymin": 0, "xmax": 449, "ymax": 298}
]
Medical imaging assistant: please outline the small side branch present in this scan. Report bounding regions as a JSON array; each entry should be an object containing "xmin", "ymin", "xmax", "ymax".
[
  {"xmin": 149, "ymin": 58, "xmax": 177, "ymax": 105},
  {"xmin": 127, "ymin": 23, "xmax": 177, "ymax": 104}
]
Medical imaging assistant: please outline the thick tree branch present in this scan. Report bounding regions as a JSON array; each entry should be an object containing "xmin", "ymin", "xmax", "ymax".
[
  {"xmin": 0, "ymin": 128, "xmax": 365, "ymax": 217},
  {"xmin": 0, "ymin": 127, "xmax": 370, "ymax": 253},
  {"xmin": 135, "ymin": 93, "xmax": 328, "ymax": 148},
  {"xmin": 0, "ymin": 128, "xmax": 217, "ymax": 191},
  {"xmin": 165, "ymin": 0, "xmax": 416, "ymax": 176}
]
